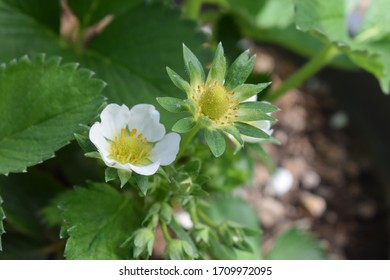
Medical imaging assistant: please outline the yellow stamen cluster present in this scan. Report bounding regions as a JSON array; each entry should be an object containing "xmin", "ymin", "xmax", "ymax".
[
  {"xmin": 192, "ymin": 80, "xmax": 239, "ymax": 127},
  {"xmin": 109, "ymin": 128, "xmax": 152, "ymax": 165}
]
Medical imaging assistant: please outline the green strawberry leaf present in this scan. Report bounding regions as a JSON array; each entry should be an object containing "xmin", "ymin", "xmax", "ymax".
[
  {"xmin": 0, "ymin": 54, "xmax": 105, "ymax": 175},
  {"xmin": 293, "ymin": 0, "xmax": 390, "ymax": 93},
  {"xmin": 58, "ymin": 182, "xmax": 142, "ymax": 259},
  {"xmin": 266, "ymin": 227, "xmax": 327, "ymax": 260},
  {"xmin": 0, "ymin": 1, "xmax": 210, "ymax": 128}
]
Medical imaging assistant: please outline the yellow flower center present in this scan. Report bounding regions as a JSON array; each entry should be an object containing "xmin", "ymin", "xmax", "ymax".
[
  {"xmin": 109, "ymin": 128, "xmax": 152, "ymax": 165},
  {"xmin": 199, "ymin": 84, "xmax": 230, "ymax": 120}
]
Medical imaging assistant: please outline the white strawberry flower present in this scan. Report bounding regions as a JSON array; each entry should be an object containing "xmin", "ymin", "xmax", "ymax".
[{"xmin": 89, "ymin": 103, "xmax": 180, "ymax": 176}]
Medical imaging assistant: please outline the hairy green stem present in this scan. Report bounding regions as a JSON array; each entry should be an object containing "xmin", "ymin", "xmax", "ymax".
[
  {"xmin": 176, "ymin": 123, "xmax": 201, "ymax": 161},
  {"xmin": 197, "ymin": 208, "xmax": 217, "ymax": 229},
  {"xmin": 183, "ymin": 0, "xmax": 203, "ymax": 19},
  {"xmin": 160, "ymin": 222, "xmax": 172, "ymax": 242},
  {"xmin": 265, "ymin": 44, "xmax": 339, "ymax": 102},
  {"xmin": 189, "ymin": 200, "xmax": 200, "ymax": 225}
]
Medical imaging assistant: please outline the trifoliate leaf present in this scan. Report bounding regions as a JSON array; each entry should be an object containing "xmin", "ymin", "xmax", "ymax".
[
  {"xmin": 224, "ymin": 50, "xmax": 256, "ymax": 91},
  {"xmin": 266, "ymin": 227, "xmax": 327, "ymax": 260},
  {"xmin": 206, "ymin": 42, "xmax": 227, "ymax": 85},
  {"xmin": 0, "ymin": 55, "xmax": 105, "ymax": 175},
  {"xmin": 59, "ymin": 182, "xmax": 142, "ymax": 259},
  {"xmin": 0, "ymin": 195, "xmax": 5, "ymax": 251},
  {"xmin": 172, "ymin": 118, "xmax": 196, "ymax": 133},
  {"xmin": 204, "ymin": 129, "xmax": 226, "ymax": 157}
]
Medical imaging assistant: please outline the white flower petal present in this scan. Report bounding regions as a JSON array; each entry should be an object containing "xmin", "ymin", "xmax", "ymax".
[
  {"xmin": 150, "ymin": 133, "xmax": 181, "ymax": 165},
  {"xmin": 99, "ymin": 104, "xmax": 130, "ymax": 139},
  {"xmin": 89, "ymin": 103, "xmax": 180, "ymax": 176},
  {"xmin": 89, "ymin": 122, "xmax": 111, "ymax": 157},
  {"xmin": 127, "ymin": 162, "xmax": 161, "ymax": 176},
  {"xmin": 127, "ymin": 104, "xmax": 165, "ymax": 142}
]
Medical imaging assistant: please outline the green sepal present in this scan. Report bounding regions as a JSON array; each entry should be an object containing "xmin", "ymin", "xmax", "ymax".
[
  {"xmin": 172, "ymin": 117, "xmax": 196, "ymax": 133},
  {"xmin": 74, "ymin": 132, "xmax": 96, "ymax": 153},
  {"xmin": 166, "ymin": 67, "xmax": 191, "ymax": 93},
  {"xmin": 235, "ymin": 122, "xmax": 271, "ymax": 139},
  {"xmin": 117, "ymin": 169, "xmax": 132, "ymax": 188},
  {"xmin": 121, "ymin": 227, "xmax": 155, "ymax": 259},
  {"xmin": 223, "ymin": 126, "xmax": 244, "ymax": 147},
  {"xmin": 236, "ymin": 108, "xmax": 276, "ymax": 122},
  {"xmin": 168, "ymin": 218, "xmax": 199, "ymax": 259},
  {"xmin": 0, "ymin": 195, "xmax": 5, "ymax": 251},
  {"xmin": 182, "ymin": 159, "xmax": 201, "ymax": 176},
  {"xmin": 206, "ymin": 42, "xmax": 226, "ymax": 85},
  {"xmin": 192, "ymin": 224, "xmax": 211, "ymax": 245},
  {"xmin": 225, "ymin": 50, "xmax": 256, "ymax": 91},
  {"xmin": 198, "ymin": 116, "xmax": 213, "ymax": 128},
  {"xmin": 232, "ymin": 83, "xmax": 271, "ymax": 102},
  {"xmin": 204, "ymin": 129, "xmax": 226, "ymax": 157},
  {"xmin": 84, "ymin": 151, "xmax": 101, "ymax": 159},
  {"xmin": 183, "ymin": 44, "xmax": 205, "ymax": 85},
  {"xmin": 105, "ymin": 167, "xmax": 118, "ymax": 183},
  {"xmin": 133, "ymin": 173, "xmax": 149, "ymax": 196},
  {"xmin": 238, "ymin": 101, "xmax": 279, "ymax": 113},
  {"xmin": 247, "ymin": 143, "xmax": 276, "ymax": 173},
  {"xmin": 160, "ymin": 203, "xmax": 174, "ymax": 224},
  {"xmin": 156, "ymin": 97, "xmax": 188, "ymax": 113},
  {"xmin": 143, "ymin": 203, "xmax": 161, "ymax": 226}
]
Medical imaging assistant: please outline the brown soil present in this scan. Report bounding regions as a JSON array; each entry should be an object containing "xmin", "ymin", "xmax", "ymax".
[{"xmin": 243, "ymin": 45, "xmax": 389, "ymax": 260}]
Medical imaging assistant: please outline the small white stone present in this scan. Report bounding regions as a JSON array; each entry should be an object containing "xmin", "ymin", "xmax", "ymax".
[
  {"xmin": 300, "ymin": 192, "xmax": 327, "ymax": 217},
  {"xmin": 176, "ymin": 210, "xmax": 193, "ymax": 230},
  {"xmin": 266, "ymin": 167, "xmax": 294, "ymax": 196},
  {"xmin": 301, "ymin": 170, "xmax": 321, "ymax": 189},
  {"xmin": 329, "ymin": 111, "xmax": 349, "ymax": 129}
]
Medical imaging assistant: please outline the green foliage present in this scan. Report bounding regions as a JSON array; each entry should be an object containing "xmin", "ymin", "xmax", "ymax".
[
  {"xmin": 266, "ymin": 227, "xmax": 327, "ymax": 260},
  {"xmin": 0, "ymin": 55, "xmax": 105, "ymax": 175},
  {"xmin": 57, "ymin": 183, "xmax": 142, "ymax": 259},
  {"xmin": 293, "ymin": 0, "xmax": 390, "ymax": 93},
  {"xmin": 203, "ymin": 195, "xmax": 262, "ymax": 259},
  {"xmin": 0, "ymin": 195, "xmax": 4, "ymax": 250},
  {"xmin": 122, "ymin": 227, "xmax": 155, "ymax": 259},
  {"xmin": 0, "ymin": 169, "xmax": 64, "ymax": 240},
  {"xmin": 0, "ymin": 1, "xmax": 209, "ymax": 128}
]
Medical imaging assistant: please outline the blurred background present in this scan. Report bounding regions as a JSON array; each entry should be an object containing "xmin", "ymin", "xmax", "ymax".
[
  {"xmin": 1, "ymin": 0, "xmax": 389, "ymax": 259},
  {"xmin": 177, "ymin": 0, "xmax": 390, "ymax": 259}
]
